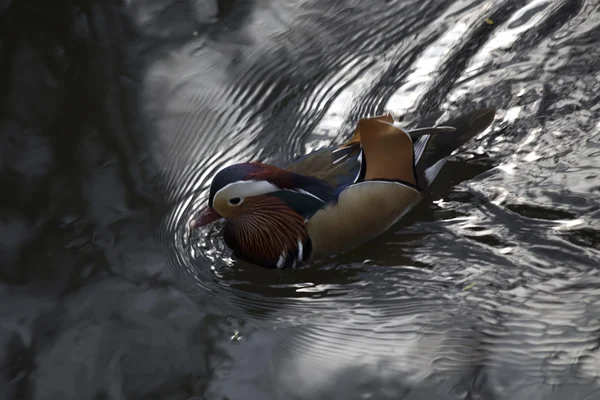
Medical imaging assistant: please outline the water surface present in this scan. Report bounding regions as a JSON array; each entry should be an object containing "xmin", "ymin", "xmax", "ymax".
[{"xmin": 2, "ymin": 0, "xmax": 600, "ymax": 399}]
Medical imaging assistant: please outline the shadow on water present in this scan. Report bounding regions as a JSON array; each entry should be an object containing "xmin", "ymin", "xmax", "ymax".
[{"xmin": 3, "ymin": 0, "xmax": 600, "ymax": 399}]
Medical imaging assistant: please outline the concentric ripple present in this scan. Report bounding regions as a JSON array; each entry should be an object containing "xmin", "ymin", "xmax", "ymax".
[{"xmin": 141, "ymin": 0, "xmax": 600, "ymax": 396}]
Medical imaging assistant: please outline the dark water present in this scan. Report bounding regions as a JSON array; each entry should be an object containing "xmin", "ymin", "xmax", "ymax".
[{"xmin": 2, "ymin": 0, "xmax": 600, "ymax": 399}]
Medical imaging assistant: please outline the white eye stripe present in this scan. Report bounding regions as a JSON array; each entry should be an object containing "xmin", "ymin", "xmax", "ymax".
[
  {"xmin": 214, "ymin": 180, "xmax": 279, "ymax": 204},
  {"xmin": 215, "ymin": 180, "xmax": 327, "ymax": 205}
]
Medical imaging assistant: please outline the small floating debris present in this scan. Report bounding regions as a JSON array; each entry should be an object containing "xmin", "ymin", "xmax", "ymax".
[
  {"xmin": 463, "ymin": 282, "xmax": 476, "ymax": 291},
  {"xmin": 485, "ymin": 18, "xmax": 494, "ymax": 25},
  {"xmin": 230, "ymin": 331, "xmax": 242, "ymax": 342}
]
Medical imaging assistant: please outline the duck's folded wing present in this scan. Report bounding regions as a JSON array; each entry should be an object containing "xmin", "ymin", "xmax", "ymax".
[
  {"xmin": 306, "ymin": 116, "xmax": 424, "ymax": 257},
  {"xmin": 307, "ymin": 180, "xmax": 421, "ymax": 258},
  {"xmin": 285, "ymin": 144, "xmax": 365, "ymax": 190},
  {"xmin": 285, "ymin": 114, "xmax": 397, "ymax": 190}
]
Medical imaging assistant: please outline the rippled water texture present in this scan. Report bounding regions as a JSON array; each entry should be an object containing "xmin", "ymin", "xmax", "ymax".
[{"xmin": 3, "ymin": 0, "xmax": 600, "ymax": 399}]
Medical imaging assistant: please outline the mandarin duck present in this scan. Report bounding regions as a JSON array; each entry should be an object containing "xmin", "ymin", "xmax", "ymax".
[{"xmin": 190, "ymin": 108, "xmax": 496, "ymax": 269}]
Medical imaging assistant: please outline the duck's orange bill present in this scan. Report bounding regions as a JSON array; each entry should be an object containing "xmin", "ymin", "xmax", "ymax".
[{"xmin": 190, "ymin": 207, "xmax": 221, "ymax": 228}]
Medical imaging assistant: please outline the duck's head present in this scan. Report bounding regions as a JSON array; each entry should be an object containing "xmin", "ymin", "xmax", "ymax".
[
  {"xmin": 190, "ymin": 163, "xmax": 289, "ymax": 228},
  {"xmin": 190, "ymin": 162, "xmax": 333, "ymax": 226},
  {"xmin": 190, "ymin": 162, "xmax": 331, "ymax": 268}
]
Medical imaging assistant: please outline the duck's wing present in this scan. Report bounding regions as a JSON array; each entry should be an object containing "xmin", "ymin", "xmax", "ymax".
[
  {"xmin": 284, "ymin": 144, "xmax": 363, "ymax": 188},
  {"xmin": 286, "ymin": 108, "xmax": 496, "ymax": 248},
  {"xmin": 307, "ymin": 116, "xmax": 422, "ymax": 257},
  {"xmin": 285, "ymin": 114, "xmax": 398, "ymax": 191},
  {"xmin": 288, "ymin": 108, "xmax": 495, "ymax": 187},
  {"xmin": 306, "ymin": 108, "xmax": 496, "ymax": 259}
]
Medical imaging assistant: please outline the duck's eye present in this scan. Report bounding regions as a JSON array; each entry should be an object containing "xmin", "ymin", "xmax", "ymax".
[{"xmin": 229, "ymin": 197, "xmax": 241, "ymax": 205}]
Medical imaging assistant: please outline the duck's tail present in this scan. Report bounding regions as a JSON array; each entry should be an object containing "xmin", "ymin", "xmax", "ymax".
[{"xmin": 407, "ymin": 107, "xmax": 496, "ymax": 189}]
